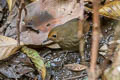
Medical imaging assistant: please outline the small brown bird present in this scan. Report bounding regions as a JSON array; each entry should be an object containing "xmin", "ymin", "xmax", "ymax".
[{"xmin": 44, "ymin": 18, "xmax": 90, "ymax": 51}]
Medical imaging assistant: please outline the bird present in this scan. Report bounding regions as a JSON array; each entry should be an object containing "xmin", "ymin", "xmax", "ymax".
[
  {"xmin": 42, "ymin": 18, "xmax": 90, "ymax": 63},
  {"xmin": 45, "ymin": 18, "xmax": 90, "ymax": 51}
]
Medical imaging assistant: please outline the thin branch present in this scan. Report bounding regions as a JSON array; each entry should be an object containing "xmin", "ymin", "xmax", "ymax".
[
  {"xmin": 16, "ymin": 0, "xmax": 27, "ymax": 45},
  {"xmin": 16, "ymin": 5, "xmax": 21, "ymax": 45},
  {"xmin": 89, "ymin": 0, "xmax": 101, "ymax": 80},
  {"xmin": 65, "ymin": 74, "xmax": 87, "ymax": 80}
]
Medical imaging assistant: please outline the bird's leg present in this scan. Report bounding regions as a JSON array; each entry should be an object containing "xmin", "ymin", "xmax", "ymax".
[
  {"xmin": 59, "ymin": 51, "xmax": 68, "ymax": 69},
  {"xmin": 79, "ymin": 37, "xmax": 86, "ymax": 64}
]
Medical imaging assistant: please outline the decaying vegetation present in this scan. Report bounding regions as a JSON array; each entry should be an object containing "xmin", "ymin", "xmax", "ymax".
[{"xmin": 0, "ymin": 0, "xmax": 120, "ymax": 80}]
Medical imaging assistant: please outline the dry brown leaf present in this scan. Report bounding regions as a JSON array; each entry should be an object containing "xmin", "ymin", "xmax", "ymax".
[
  {"xmin": 0, "ymin": 35, "xmax": 24, "ymax": 60},
  {"xmin": 64, "ymin": 63, "xmax": 87, "ymax": 71},
  {"xmin": 25, "ymin": 0, "xmax": 82, "ymax": 27},
  {"xmin": 20, "ymin": 0, "xmax": 82, "ymax": 45}
]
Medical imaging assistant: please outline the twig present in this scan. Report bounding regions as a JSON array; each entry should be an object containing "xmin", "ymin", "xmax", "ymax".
[
  {"xmin": 89, "ymin": 0, "xmax": 101, "ymax": 80},
  {"xmin": 78, "ymin": 0, "xmax": 84, "ymax": 38},
  {"xmin": 64, "ymin": 74, "xmax": 87, "ymax": 80},
  {"xmin": 78, "ymin": 0, "xmax": 85, "ymax": 62},
  {"xmin": 16, "ymin": 0, "xmax": 27, "ymax": 45}
]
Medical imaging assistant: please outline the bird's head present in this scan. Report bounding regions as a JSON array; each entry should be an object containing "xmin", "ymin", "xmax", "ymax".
[
  {"xmin": 48, "ymin": 28, "xmax": 59, "ymax": 42},
  {"xmin": 42, "ymin": 27, "xmax": 62, "ymax": 49}
]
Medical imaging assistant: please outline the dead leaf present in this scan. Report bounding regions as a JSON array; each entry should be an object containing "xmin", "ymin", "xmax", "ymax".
[
  {"xmin": 7, "ymin": 0, "xmax": 16, "ymax": 11},
  {"xmin": 103, "ymin": 44, "xmax": 120, "ymax": 80},
  {"xmin": 64, "ymin": 63, "xmax": 87, "ymax": 71},
  {"xmin": 99, "ymin": 40, "xmax": 120, "ymax": 58},
  {"xmin": 21, "ymin": 46, "xmax": 46, "ymax": 80},
  {"xmin": 24, "ymin": 0, "xmax": 82, "ymax": 28},
  {"xmin": 0, "ymin": 35, "xmax": 24, "ymax": 60},
  {"xmin": 20, "ymin": 0, "xmax": 83, "ymax": 45},
  {"xmin": 20, "ymin": 31, "xmax": 48, "ymax": 45}
]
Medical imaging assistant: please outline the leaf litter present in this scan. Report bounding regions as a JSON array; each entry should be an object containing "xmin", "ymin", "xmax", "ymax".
[{"xmin": 0, "ymin": 0, "xmax": 119, "ymax": 80}]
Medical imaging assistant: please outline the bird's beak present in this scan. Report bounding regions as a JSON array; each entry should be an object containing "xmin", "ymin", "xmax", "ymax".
[
  {"xmin": 42, "ymin": 38, "xmax": 61, "ymax": 49},
  {"xmin": 42, "ymin": 38, "xmax": 54, "ymax": 45}
]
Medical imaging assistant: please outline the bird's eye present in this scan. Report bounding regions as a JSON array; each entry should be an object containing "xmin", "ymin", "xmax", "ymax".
[{"xmin": 52, "ymin": 34, "xmax": 57, "ymax": 38}]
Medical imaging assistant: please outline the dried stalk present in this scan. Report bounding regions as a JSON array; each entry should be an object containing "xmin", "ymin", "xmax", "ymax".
[
  {"xmin": 78, "ymin": 0, "xmax": 85, "ymax": 62},
  {"xmin": 16, "ymin": 0, "xmax": 27, "ymax": 45},
  {"xmin": 89, "ymin": 0, "xmax": 101, "ymax": 80}
]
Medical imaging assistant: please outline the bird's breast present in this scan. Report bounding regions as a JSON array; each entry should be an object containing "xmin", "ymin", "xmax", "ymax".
[{"xmin": 58, "ymin": 36, "xmax": 80, "ymax": 51}]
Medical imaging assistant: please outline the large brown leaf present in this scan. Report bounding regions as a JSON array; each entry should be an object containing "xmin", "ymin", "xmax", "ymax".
[{"xmin": 20, "ymin": 0, "xmax": 83, "ymax": 45}]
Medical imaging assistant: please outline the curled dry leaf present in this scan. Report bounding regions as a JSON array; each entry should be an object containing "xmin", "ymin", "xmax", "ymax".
[
  {"xmin": 85, "ymin": 1, "xmax": 120, "ymax": 20},
  {"xmin": 0, "ymin": 35, "xmax": 24, "ymax": 60},
  {"xmin": 99, "ymin": 40, "xmax": 120, "ymax": 61},
  {"xmin": 99, "ymin": 44, "xmax": 108, "ymax": 56},
  {"xmin": 99, "ymin": 1, "xmax": 120, "ymax": 20},
  {"xmin": 21, "ymin": 46, "xmax": 46, "ymax": 80},
  {"xmin": 64, "ymin": 63, "xmax": 87, "ymax": 71}
]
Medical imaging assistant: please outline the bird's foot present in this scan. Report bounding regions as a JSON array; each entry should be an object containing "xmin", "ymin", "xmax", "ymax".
[{"xmin": 80, "ymin": 56, "xmax": 89, "ymax": 66}]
